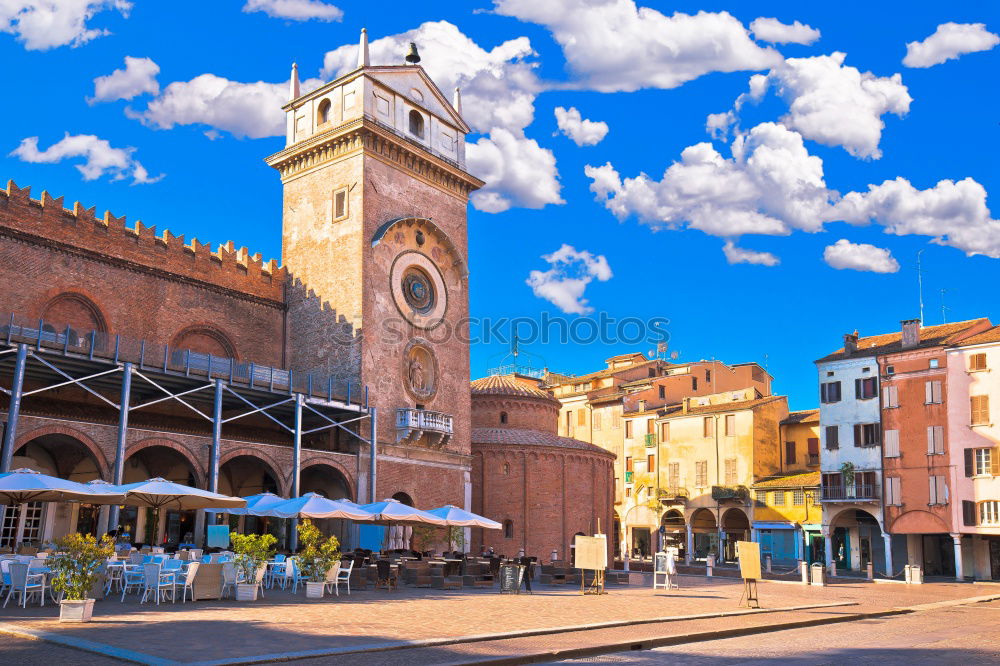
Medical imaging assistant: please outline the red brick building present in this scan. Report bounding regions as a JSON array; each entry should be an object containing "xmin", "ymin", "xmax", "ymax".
[
  {"xmin": 470, "ymin": 374, "xmax": 615, "ymax": 561},
  {"xmin": 0, "ymin": 36, "xmax": 482, "ymax": 549}
]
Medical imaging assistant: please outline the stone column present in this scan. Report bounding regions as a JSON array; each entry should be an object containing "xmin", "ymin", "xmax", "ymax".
[
  {"xmin": 952, "ymin": 534, "xmax": 964, "ymax": 581},
  {"xmin": 685, "ymin": 523, "xmax": 693, "ymax": 564},
  {"xmin": 824, "ymin": 532, "xmax": 833, "ymax": 568}
]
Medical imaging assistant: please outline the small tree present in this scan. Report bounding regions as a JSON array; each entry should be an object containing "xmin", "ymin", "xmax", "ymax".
[
  {"xmin": 448, "ymin": 526, "xmax": 465, "ymax": 552},
  {"xmin": 50, "ymin": 533, "xmax": 115, "ymax": 601},
  {"xmin": 296, "ymin": 519, "xmax": 340, "ymax": 583},
  {"xmin": 230, "ymin": 532, "xmax": 277, "ymax": 584}
]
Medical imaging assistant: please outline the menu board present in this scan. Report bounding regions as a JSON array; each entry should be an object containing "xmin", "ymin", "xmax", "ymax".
[
  {"xmin": 736, "ymin": 540, "xmax": 762, "ymax": 580},
  {"xmin": 499, "ymin": 564, "xmax": 524, "ymax": 594},
  {"xmin": 574, "ymin": 534, "xmax": 608, "ymax": 571}
]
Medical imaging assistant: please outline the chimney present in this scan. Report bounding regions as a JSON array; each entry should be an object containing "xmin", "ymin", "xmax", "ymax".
[
  {"xmin": 901, "ymin": 319, "xmax": 921, "ymax": 349},
  {"xmin": 843, "ymin": 332, "xmax": 859, "ymax": 355}
]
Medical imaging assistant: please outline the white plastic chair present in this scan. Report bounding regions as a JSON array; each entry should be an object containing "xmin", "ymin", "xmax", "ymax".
[
  {"xmin": 323, "ymin": 561, "xmax": 342, "ymax": 596},
  {"xmin": 175, "ymin": 561, "xmax": 199, "ymax": 603},
  {"xmin": 221, "ymin": 562, "xmax": 238, "ymax": 599},
  {"xmin": 3, "ymin": 563, "xmax": 46, "ymax": 608},
  {"xmin": 0, "ymin": 559, "xmax": 12, "ymax": 598},
  {"xmin": 334, "ymin": 559, "xmax": 353, "ymax": 596},
  {"xmin": 139, "ymin": 564, "xmax": 174, "ymax": 605}
]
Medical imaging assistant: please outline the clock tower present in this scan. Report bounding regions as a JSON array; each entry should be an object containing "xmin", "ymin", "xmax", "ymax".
[{"xmin": 266, "ymin": 30, "xmax": 484, "ymax": 509}]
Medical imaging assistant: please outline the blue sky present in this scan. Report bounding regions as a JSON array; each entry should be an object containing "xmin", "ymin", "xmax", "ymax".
[{"xmin": 1, "ymin": 1, "xmax": 998, "ymax": 409}]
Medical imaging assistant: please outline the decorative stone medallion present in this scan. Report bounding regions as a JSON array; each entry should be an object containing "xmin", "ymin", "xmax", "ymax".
[{"xmin": 390, "ymin": 251, "xmax": 447, "ymax": 329}]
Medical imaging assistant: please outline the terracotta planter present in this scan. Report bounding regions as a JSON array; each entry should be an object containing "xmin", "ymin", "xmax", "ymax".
[
  {"xmin": 59, "ymin": 599, "xmax": 95, "ymax": 622},
  {"xmin": 235, "ymin": 583, "xmax": 258, "ymax": 601},
  {"xmin": 305, "ymin": 581, "xmax": 325, "ymax": 599}
]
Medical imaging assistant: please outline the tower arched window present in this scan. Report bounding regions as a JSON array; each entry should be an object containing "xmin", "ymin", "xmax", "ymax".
[
  {"xmin": 317, "ymin": 99, "xmax": 331, "ymax": 125},
  {"xmin": 503, "ymin": 519, "xmax": 514, "ymax": 539},
  {"xmin": 500, "ymin": 411, "xmax": 508, "ymax": 425},
  {"xmin": 408, "ymin": 110, "xmax": 424, "ymax": 139}
]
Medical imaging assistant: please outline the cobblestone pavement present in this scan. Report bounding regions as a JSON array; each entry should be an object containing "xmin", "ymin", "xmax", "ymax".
[
  {"xmin": 0, "ymin": 577, "xmax": 996, "ymax": 664},
  {"xmin": 553, "ymin": 599, "xmax": 1000, "ymax": 665}
]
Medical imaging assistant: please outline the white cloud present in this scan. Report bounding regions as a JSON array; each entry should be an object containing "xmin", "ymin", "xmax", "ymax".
[
  {"xmin": 526, "ymin": 244, "xmax": 612, "ymax": 314},
  {"xmin": 722, "ymin": 241, "xmax": 779, "ymax": 266},
  {"xmin": 128, "ymin": 73, "xmax": 321, "ymax": 139},
  {"xmin": 749, "ymin": 17, "xmax": 820, "ymax": 45},
  {"xmin": 586, "ymin": 122, "xmax": 834, "ymax": 239},
  {"xmin": 0, "ymin": 0, "xmax": 130, "ymax": 50},
  {"xmin": 89, "ymin": 56, "xmax": 159, "ymax": 103},
  {"xmin": 733, "ymin": 53, "xmax": 911, "ymax": 159},
  {"xmin": 467, "ymin": 128, "xmax": 563, "ymax": 212},
  {"xmin": 903, "ymin": 22, "xmax": 999, "ymax": 68},
  {"xmin": 554, "ymin": 106, "xmax": 608, "ymax": 146},
  {"xmin": 834, "ymin": 177, "xmax": 1000, "ymax": 258},
  {"xmin": 10, "ymin": 133, "xmax": 161, "ymax": 184},
  {"xmin": 493, "ymin": 0, "xmax": 782, "ymax": 92},
  {"xmin": 823, "ymin": 239, "xmax": 899, "ymax": 273},
  {"xmin": 242, "ymin": 0, "xmax": 342, "ymax": 22}
]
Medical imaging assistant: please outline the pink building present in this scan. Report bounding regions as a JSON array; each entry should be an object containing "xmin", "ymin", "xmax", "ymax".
[{"xmin": 946, "ymin": 327, "xmax": 1000, "ymax": 581}]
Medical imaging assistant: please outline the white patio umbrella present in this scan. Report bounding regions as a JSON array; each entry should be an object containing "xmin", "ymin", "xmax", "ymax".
[
  {"xmin": 211, "ymin": 492, "xmax": 286, "ymax": 516},
  {"xmin": 112, "ymin": 478, "xmax": 246, "ymax": 510},
  {"xmin": 0, "ymin": 468, "xmax": 125, "ymax": 504},
  {"xmin": 426, "ymin": 505, "xmax": 502, "ymax": 530},
  {"xmin": 356, "ymin": 498, "xmax": 449, "ymax": 526},
  {"xmin": 263, "ymin": 492, "xmax": 374, "ymax": 520}
]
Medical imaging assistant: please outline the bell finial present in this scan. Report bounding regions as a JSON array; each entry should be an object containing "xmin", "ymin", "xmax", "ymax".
[
  {"xmin": 405, "ymin": 42, "xmax": 421, "ymax": 65},
  {"xmin": 289, "ymin": 62, "xmax": 300, "ymax": 101},
  {"xmin": 358, "ymin": 27, "xmax": 369, "ymax": 68}
]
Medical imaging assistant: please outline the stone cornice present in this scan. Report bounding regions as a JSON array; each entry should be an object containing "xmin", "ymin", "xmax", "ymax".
[{"xmin": 265, "ymin": 118, "xmax": 484, "ymax": 200}]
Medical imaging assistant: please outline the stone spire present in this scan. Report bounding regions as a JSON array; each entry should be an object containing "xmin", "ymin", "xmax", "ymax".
[
  {"xmin": 289, "ymin": 62, "xmax": 300, "ymax": 101},
  {"xmin": 358, "ymin": 27, "xmax": 369, "ymax": 68},
  {"xmin": 453, "ymin": 87, "xmax": 463, "ymax": 118}
]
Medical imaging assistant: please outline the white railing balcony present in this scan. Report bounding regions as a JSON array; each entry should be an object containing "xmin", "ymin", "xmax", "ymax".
[{"xmin": 396, "ymin": 408, "xmax": 453, "ymax": 447}]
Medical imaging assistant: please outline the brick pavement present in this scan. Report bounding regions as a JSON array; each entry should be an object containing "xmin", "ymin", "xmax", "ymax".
[{"xmin": 0, "ymin": 576, "xmax": 994, "ymax": 665}]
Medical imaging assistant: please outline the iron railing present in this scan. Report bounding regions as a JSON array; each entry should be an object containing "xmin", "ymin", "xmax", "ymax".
[
  {"xmin": 820, "ymin": 484, "xmax": 879, "ymax": 501},
  {"xmin": 1, "ymin": 312, "xmax": 367, "ymax": 406}
]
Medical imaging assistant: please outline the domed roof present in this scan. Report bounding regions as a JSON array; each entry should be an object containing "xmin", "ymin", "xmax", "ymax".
[
  {"xmin": 470, "ymin": 374, "xmax": 557, "ymax": 402},
  {"xmin": 472, "ymin": 427, "xmax": 614, "ymax": 457}
]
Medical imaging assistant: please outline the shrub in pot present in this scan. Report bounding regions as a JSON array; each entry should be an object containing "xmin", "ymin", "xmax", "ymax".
[
  {"xmin": 230, "ymin": 532, "xmax": 276, "ymax": 601},
  {"xmin": 50, "ymin": 533, "xmax": 114, "ymax": 622},
  {"xmin": 296, "ymin": 519, "xmax": 340, "ymax": 599}
]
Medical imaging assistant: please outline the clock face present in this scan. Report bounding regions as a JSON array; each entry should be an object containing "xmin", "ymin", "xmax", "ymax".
[
  {"xmin": 403, "ymin": 267, "xmax": 434, "ymax": 313},
  {"xmin": 389, "ymin": 250, "xmax": 448, "ymax": 330}
]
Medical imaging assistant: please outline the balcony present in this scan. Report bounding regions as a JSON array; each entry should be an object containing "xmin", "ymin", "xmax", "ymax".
[
  {"xmin": 657, "ymin": 487, "xmax": 689, "ymax": 503},
  {"xmin": 643, "ymin": 433, "xmax": 657, "ymax": 448},
  {"xmin": 396, "ymin": 408, "xmax": 453, "ymax": 448},
  {"xmin": 820, "ymin": 484, "xmax": 879, "ymax": 502},
  {"xmin": 712, "ymin": 485, "xmax": 750, "ymax": 502},
  {"xmin": 624, "ymin": 471, "xmax": 634, "ymax": 484}
]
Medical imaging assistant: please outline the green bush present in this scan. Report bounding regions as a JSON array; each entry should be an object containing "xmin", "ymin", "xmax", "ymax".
[
  {"xmin": 50, "ymin": 533, "xmax": 115, "ymax": 601},
  {"xmin": 230, "ymin": 532, "xmax": 277, "ymax": 584},
  {"xmin": 296, "ymin": 519, "xmax": 340, "ymax": 583}
]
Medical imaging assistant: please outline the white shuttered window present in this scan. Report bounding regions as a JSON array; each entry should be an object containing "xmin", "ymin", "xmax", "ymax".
[
  {"xmin": 926, "ymin": 426, "xmax": 945, "ymax": 455},
  {"xmin": 884, "ymin": 429, "xmax": 900, "ymax": 457}
]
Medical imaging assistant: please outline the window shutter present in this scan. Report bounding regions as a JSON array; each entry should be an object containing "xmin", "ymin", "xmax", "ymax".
[
  {"xmin": 965, "ymin": 448, "xmax": 975, "ymax": 477},
  {"xmin": 854, "ymin": 424, "xmax": 862, "ymax": 447},
  {"xmin": 934, "ymin": 382, "xmax": 942, "ymax": 404},
  {"xmin": 928, "ymin": 476, "xmax": 937, "ymax": 504},
  {"xmin": 927, "ymin": 427, "xmax": 935, "ymax": 455},
  {"xmin": 937, "ymin": 476, "xmax": 947, "ymax": 504},
  {"xmin": 820, "ymin": 383, "xmax": 827, "ymax": 403},
  {"xmin": 885, "ymin": 430, "xmax": 899, "ymax": 457},
  {"xmin": 833, "ymin": 382, "xmax": 841, "ymax": 401},
  {"xmin": 934, "ymin": 426, "xmax": 944, "ymax": 454},
  {"xmin": 963, "ymin": 500, "xmax": 977, "ymax": 526},
  {"xmin": 808, "ymin": 438, "xmax": 819, "ymax": 455},
  {"xmin": 855, "ymin": 378, "xmax": 862, "ymax": 399},
  {"xmin": 925, "ymin": 381, "xmax": 933, "ymax": 404},
  {"xmin": 993, "ymin": 447, "xmax": 1000, "ymax": 476}
]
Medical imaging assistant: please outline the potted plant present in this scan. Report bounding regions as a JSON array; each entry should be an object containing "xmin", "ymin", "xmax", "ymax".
[
  {"xmin": 50, "ymin": 532, "xmax": 114, "ymax": 622},
  {"xmin": 230, "ymin": 532, "xmax": 276, "ymax": 601},
  {"xmin": 296, "ymin": 519, "xmax": 340, "ymax": 599}
]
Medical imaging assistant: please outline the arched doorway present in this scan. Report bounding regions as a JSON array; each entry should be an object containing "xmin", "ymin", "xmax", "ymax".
[
  {"xmin": 661, "ymin": 509, "xmax": 686, "ymax": 559},
  {"xmin": 219, "ymin": 455, "xmax": 282, "ymax": 540},
  {"xmin": 5, "ymin": 433, "xmax": 107, "ymax": 547},
  {"xmin": 829, "ymin": 508, "xmax": 887, "ymax": 573},
  {"xmin": 300, "ymin": 464, "xmax": 354, "ymax": 548},
  {"xmin": 720, "ymin": 508, "xmax": 750, "ymax": 562},
  {"xmin": 392, "ymin": 491, "xmax": 414, "ymax": 506},
  {"xmin": 689, "ymin": 508, "xmax": 718, "ymax": 561},
  {"xmin": 122, "ymin": 445, "xmax": 200, "ymax": 547}
]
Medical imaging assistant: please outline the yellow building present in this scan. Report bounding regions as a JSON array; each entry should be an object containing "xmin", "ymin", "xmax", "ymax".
[
  {"xmin": 751, "ymin": 472, "xmax": 822, "ymax": 563},
  {"xmin": 646, "ymin": 389, "xmax": 788, "ymax": 564},
  {"xmin": 778, "ymin": 409, "xmax": 821, "ymax": 476}
]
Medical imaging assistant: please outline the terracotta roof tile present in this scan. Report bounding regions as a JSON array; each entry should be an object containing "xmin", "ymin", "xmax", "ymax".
[
  {"xmin": 955, "ymin": 325, "xmax": 1000, "ymax": 347},
  {"xmin": 782, "ymin": 409, "xmax": 819, "ymax": 425},
  {"xmin": 753, "ymin": 471, "xmax": 821, "ymax": 489},
  {"xmin": 470, "ymin": 374, "xmax": 557, "ymax": 402},
  {"xmin": 816, "ymin": 319, "xmax": 991, "ymax": 362},
  {"xmin": 471, "ymin": 427, "xmax": 614, "ymax": 456},
  {"xmin": 660, "ymin": 395, "xmax": 784, "ymax": 418}
]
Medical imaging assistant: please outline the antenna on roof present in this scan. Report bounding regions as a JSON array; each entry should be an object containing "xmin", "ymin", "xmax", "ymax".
[
  {"xmin": 917, "ymin": 249, "xmax": 925, "ymax": 325},
  {"xmin": 940, "ymin": 288, "xmax": 949, "ymax": 324}
]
